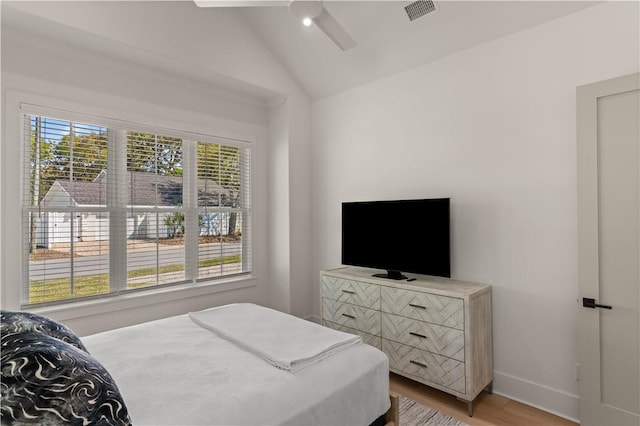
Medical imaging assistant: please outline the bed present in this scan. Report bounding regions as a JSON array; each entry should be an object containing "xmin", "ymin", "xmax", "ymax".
[{"xmin": 1, "ymin": 303, "xmax": 394, "ymax": 426}]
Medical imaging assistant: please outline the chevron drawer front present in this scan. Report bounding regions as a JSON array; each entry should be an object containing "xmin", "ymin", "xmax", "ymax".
[
  {"xmin": 321, "ymin": 275, "xmax": 381, "ymax": 309},
  {"xmin": 322, "ymin": 298, "xmax": 381, "ymax": 336},
  {"xmin": 381, "ymin": 286, "xmax": 464, "ymax": 330},
  {"xmin": 381, "ymin": 312, "xmax": 465, "ymax": 361},
  {"xmin": 383, "ymin": 339, "xmax": 466, "ymax": 394},
  {"xmin": 322, "ymin": 319, "xmax": 381, "ymax": 348}
]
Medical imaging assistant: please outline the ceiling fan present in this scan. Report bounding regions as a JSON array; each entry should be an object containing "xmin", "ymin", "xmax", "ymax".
[{"xmin": 193, "ymin": 0, "xmax": 357, "ymax": 51}]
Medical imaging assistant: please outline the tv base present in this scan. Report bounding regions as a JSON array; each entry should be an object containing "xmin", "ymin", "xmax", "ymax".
[{"xmin": 372, "ymin": 271, "xmax": 407, "ymax": 280}]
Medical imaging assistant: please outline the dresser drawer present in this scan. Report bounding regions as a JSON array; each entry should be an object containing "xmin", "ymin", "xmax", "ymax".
[
  {"xmin": 322, "ymin": 298, "xmax": 381, "ymax": 336},
  {"xmin": 383, "ymin": 339, "xmax": 466, "ymax": 394},
  {"xmin": 381, "ymin": 286, "xmax": 464, "ymax": 330},
  {"xmin": 381, "ymin": 313, "xmax": 464, "ymax": 361},
  {"xmin": 321, "ymin": 275, "xmax": 380, "ymax": 309},
  {"xmin": 322, "ymin": 320, "xmax": 381, "ymax": 349}
]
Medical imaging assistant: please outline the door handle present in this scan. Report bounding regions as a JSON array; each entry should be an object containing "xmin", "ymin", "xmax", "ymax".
[{"xmin": 582, "ymin": 297, "xmax": 612, "ymax": 310}]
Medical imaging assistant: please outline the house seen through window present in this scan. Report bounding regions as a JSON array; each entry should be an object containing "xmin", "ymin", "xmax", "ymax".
[{"xmin": 23, "ymin": 113, "xmax": 252, "ymax": 307}]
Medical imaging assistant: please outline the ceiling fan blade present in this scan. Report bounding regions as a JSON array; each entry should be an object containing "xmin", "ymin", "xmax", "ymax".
[
  {"xmin": 313, "ymin": 7, "xmax": 356, "ymax": 51},
  {"xmin": 193, "ymin": 1, "xmax": 286, "ymax": 7},
  {"xmin": 194, "ymin": 0, "xmax": 356, "ymax": 51}
]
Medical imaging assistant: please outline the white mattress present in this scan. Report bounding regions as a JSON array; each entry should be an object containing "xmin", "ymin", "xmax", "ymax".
[{"xmin": 82, "ymin": 312, "xmax": 390, "ymax": 426}]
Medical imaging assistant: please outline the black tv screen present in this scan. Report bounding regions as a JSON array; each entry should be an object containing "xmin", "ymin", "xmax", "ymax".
[{"xmin": 341, "ymin": 198, "xmax": 450, "ymax": 280}]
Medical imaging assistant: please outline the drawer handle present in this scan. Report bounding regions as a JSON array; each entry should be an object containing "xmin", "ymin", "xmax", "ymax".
[
  {"xmin": 342, "ymin": 313, "xmax": 356, "ymax": 319},
  {"xmin": 409, "ymin": 303, "xmax": 426, "ymax": 309},
  {"xmin": 409, "ymin": 332, "xmax": 427, "ymax": 339},
  {"xmin": 341, "ymin": 289, "xmax": 355, "ymax": 294},
  {"xmin": 409, "ymin": 360, "xmax": 428, "ymax": 368}
]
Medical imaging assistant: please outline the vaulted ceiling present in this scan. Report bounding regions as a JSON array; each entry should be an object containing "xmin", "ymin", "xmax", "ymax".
[
  {"xmin": 2, "ymin": 1, "xmax": 601, "ymax": 101},
  {"xmin": 237, "ymin": 1, "xmax": 601, "ymax": 98}
]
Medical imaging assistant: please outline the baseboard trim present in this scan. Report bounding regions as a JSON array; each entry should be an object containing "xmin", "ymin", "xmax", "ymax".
[{"xmin": 493, "ymin": 370, "xmax": 580, "ymax": 423}]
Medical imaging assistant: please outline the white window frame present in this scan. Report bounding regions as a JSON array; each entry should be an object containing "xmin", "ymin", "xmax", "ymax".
[{"xmin": 3, "ymin": 91, "xmax": 257, "ymax": 315}]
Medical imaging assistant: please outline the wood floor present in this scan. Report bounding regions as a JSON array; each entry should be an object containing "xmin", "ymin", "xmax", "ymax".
[{"xmin": 389, "ymin": 373, "xmax": 578, "ymax": 426}]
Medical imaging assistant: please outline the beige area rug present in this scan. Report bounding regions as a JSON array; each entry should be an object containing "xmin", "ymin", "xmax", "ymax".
[{"xmin": 399, "ymin": 396, "xmax": 470, "ymax": 426}]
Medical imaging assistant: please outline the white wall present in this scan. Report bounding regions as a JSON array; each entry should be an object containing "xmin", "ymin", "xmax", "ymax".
[
  {"xmin": 1, "ymin": 1, "xmax": 314, "ymax": 332},
  {"xmin": 311, "ymin": 2, "xmax": 639, "ymax": 421}
]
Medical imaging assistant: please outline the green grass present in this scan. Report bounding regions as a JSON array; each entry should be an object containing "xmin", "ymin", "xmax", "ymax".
[{"xmin": 28, "ymin": 255, "xmax": 241, "ymax": 304}]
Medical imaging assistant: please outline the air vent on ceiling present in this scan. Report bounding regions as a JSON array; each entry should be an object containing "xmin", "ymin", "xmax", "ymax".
[{"xmin": 404, "ymin": 0, "xmax": 437, "ymax": 22}]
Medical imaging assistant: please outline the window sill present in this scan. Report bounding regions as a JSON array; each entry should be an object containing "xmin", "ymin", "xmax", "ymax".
[{"xmin": 29, "ymin": 275, "xmax": 257, "ymax": 323}]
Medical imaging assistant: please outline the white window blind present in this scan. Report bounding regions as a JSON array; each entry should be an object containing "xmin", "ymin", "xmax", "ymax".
[
  {"xmin": 197, "ymin": 142, "xmax": 250, "ymax": 280},
  {"xmin": 22, "ymin": 110, "xmax": 252, "ymax": 307}
]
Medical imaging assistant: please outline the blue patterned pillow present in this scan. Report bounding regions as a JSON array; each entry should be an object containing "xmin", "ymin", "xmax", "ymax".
[
  {"xmin": 0, "ymin": 310, "xmax": 88, "ymax": 353},
  {"xmin": 1, "ymin": 331, "xmax": 132, "ymax": 425}
]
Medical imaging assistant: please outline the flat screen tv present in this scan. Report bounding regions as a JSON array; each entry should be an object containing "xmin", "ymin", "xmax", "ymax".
[{"xmin": 341, "ymin": 198, "xmax": 450, "ymax": 280}]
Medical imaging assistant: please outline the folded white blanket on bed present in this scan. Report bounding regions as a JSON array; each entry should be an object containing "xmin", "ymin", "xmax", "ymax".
[{"xmin": 188, "ymin": 303, "xmax": 362, "ymax": 373}]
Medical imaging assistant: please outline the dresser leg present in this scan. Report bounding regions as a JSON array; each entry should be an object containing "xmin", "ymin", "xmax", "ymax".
[
  {"xmin": 456, "ymin": 398, "xmax": 473, "ymax": 417},
  {"xmin": 485, "ymin": 381, "xmax": 493, "ymax": 394}
]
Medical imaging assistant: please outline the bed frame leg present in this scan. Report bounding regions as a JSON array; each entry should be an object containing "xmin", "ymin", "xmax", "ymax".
[{"xmin": 384, "ymin": 392, "xmax": 400, "ymax": 426}]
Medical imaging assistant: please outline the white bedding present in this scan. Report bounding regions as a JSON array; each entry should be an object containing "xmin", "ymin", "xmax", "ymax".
[
  {"xmin": 189, "ymin": 303, "xmax": 362, "ymax": 372},
  {"xmin": 82, "ymin": 308, "xmax": 390, "ymax": 426}
]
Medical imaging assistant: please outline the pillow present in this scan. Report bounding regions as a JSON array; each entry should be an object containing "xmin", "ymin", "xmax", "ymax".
[
  {"xmin": 0, "ymin": 310, "xmax": 88, "ymax": 353},
  {"xmin": 0, "ymin": 331, "xmax": 132, "ymax": 425}
]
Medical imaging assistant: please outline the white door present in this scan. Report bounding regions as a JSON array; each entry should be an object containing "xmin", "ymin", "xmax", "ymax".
[{"xmin": 577, "ymin": 72, "xmax": 640, "ymax": 426}]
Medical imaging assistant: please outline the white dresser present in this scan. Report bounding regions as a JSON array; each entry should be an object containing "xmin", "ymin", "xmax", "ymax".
[{"xmin": 321, "ymin": 266, "xmax": 493, "ymax": 416}]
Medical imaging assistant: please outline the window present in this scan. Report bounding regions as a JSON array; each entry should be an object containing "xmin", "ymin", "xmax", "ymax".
[{"xmin": 22, "ymin": 110, "xmax": 252, "ymax": 307}]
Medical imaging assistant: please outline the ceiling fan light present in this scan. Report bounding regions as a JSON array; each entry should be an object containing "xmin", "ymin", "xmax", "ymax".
[{"xmin": 302, "ymin": 17, "xmax": 313, "ymax": 26}]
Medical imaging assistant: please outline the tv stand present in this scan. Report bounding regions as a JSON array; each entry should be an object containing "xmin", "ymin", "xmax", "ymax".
[
  {"xmin": 372, "ymin": 270, "xmax": 407, "ymax": 280},
  {"xmin": 320, "ymin": 266, "xmax": 493, "ymax": 417}
]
